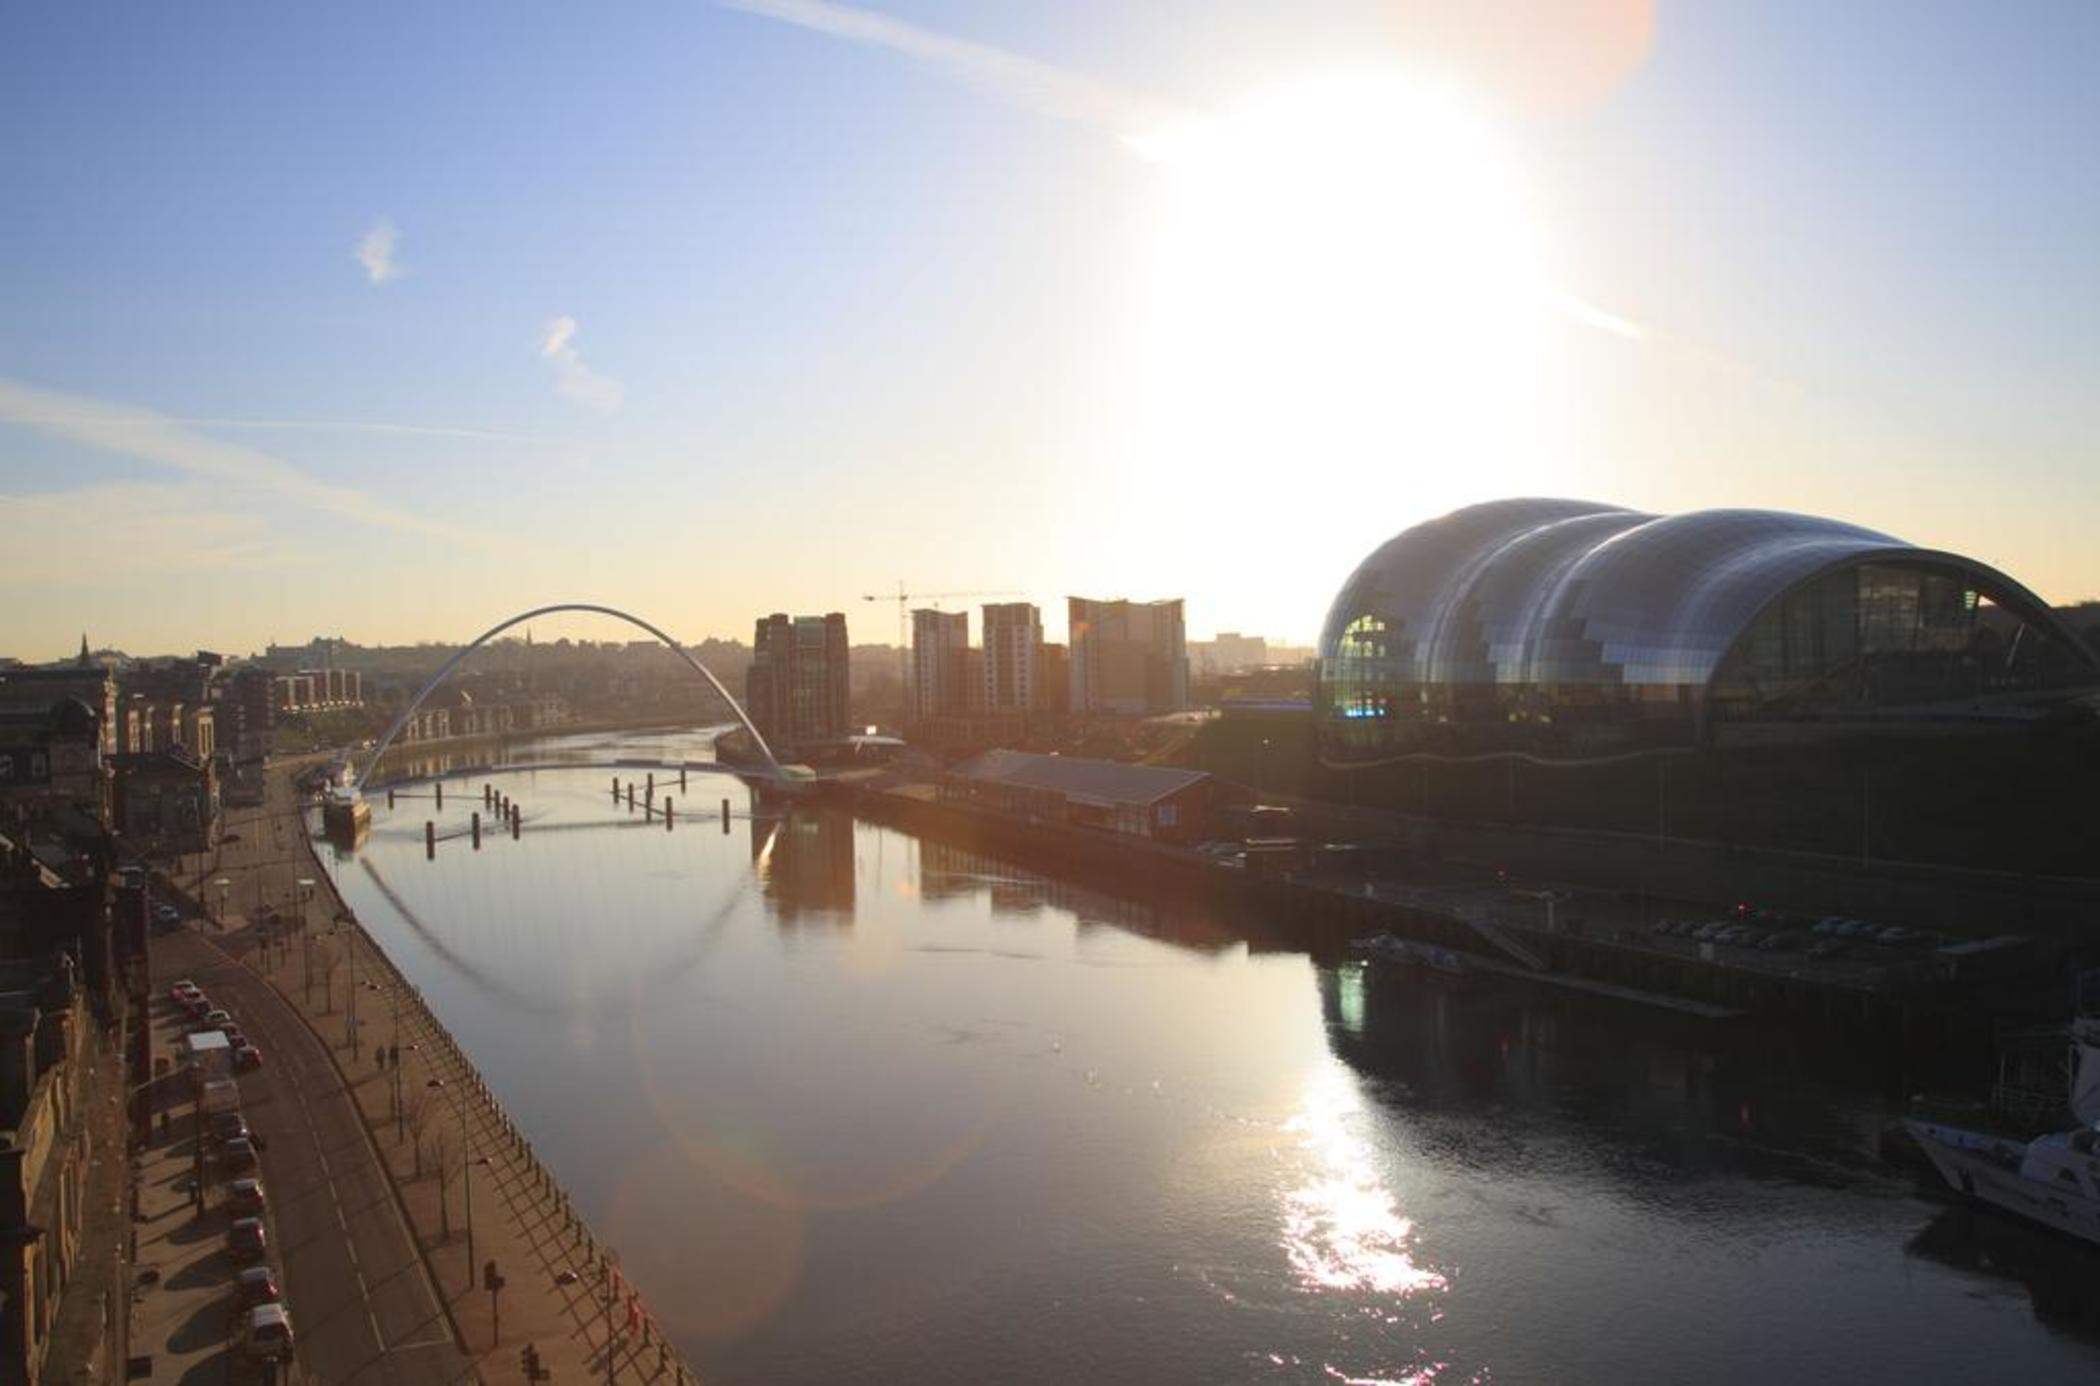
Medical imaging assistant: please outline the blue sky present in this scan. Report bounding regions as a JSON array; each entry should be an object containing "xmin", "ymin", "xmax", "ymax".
[{"xmin": 2, "ymin": 1, "xmax": 2094, "ymax": 657}]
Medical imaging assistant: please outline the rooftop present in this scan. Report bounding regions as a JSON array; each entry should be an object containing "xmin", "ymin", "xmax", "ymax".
[{"xmin": 952, "ymin": 749, "xmax": 1209, "ymax": 807}]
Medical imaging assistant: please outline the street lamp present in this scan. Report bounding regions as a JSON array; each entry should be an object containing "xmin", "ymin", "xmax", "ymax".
[{"xmin": 426, "ymin": 1077, "xmax": 475, "ymax": 1287}]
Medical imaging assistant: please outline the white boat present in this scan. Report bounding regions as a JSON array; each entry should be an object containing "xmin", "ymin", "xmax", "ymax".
[{"xmin": 1906, "ymin": 1118, "xmax": 2100, "ymax": 1247}]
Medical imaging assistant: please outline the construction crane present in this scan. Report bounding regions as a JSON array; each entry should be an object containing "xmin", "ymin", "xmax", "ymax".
[{"xmin": 860, "ymin": 583, "xmax": 1021, "ymax": 704}]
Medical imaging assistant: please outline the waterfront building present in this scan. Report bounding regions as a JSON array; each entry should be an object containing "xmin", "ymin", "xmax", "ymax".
[
  {"xmin": 110, "ymin": 749, "xmax": 219, "ymax": 855},
  {"xmin": 0, "ymin": 670, "xmax": 117, "ymax": 760},
  {"xmin": 0, "ymin": 699, "xmax": 109, "ymax": 829},
  {"xmin": 1068, "ymin": 597, "xmax": 1188, "ymax": 715},
  {"xmin": 981, "ymin": 603, "xmax": 1043, "ymax": 713},
  {"xmin": 1318, "ymin": 499, "xmax": 2100, "ymax": 762},
  {"xmin": 746, "ymin": 613, "xmax": 851, "ymax": 746},
  {"xmin": 910, "ymin": 609, "xmax": 972, "ymax": 719},
  {"xmin": 941, "ymin": 748, "xmax": 1213, "ymax": 845},
  {"xmin": 1190, "ymin": 633, "xmax": 1269, "ymax": 677},
  {"xmin": 1038, "ymin": 643, "xmax": 1070, "ymax": 715},
  {"xmin": 223, "ymin": 666, "xmax": 275, "ymax": 764}
]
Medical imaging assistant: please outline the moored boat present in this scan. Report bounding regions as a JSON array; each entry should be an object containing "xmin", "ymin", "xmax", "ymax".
[{"xmin": 1906, "ymin": 1118, "xmax": 2100, "ymax": 1247}]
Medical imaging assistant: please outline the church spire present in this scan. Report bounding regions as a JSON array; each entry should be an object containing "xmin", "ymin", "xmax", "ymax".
[{"xmin": 76, "ymin": 632, "xmax": 90, "ymax": 667}]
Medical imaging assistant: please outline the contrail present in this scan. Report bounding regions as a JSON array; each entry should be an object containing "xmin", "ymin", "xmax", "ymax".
[
  {"xmin": 19, "ymin": 414, "xmax": 552, "ymax": 444},
  {"xmin": 721, "ymin": 0, "xmax": 1189, "ymax": 143},
  {"xmin": 0, "ymin": 377, "xmax": 499, "ymax": 546}
]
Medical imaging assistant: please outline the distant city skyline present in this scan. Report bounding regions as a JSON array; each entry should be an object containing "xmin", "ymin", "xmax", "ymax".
[{"xmin": 5, "ymin": 2, "xmax": 2096, "ymax": 656}]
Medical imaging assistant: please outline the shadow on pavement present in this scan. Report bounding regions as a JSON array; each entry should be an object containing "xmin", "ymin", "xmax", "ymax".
[{"xmin": 168, "ymin": 1296, "xmax": 237, "ymax": 1353}]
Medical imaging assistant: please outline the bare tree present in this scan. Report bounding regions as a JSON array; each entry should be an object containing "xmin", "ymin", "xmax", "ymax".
[
  {"xmin": 405, "ymin": 1086, "xmax": 436, "ymax": 1179},
  {"xmin": 431, "ymin": 1125, "xmax": 457, "ymax": 1241},
  {"xmin": 312, "ymin": 939, "xmax": 341, "ymax": 1014}
]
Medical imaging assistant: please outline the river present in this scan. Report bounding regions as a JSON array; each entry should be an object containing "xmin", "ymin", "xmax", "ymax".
[{"xmin": 323, "ymin": 730, "xmax": 2100, "ymax": 1383}]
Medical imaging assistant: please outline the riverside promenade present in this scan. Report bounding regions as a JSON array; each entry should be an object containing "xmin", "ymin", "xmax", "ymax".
[{"xmin": 167, "ymin": 765, "xmax": 693, "ymax": 1384}]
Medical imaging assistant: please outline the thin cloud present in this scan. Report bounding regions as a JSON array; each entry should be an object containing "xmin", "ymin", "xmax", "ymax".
[
  {"xmin": 0, "ymin": 482, "xmax": 299, "ymax": 583},
  {"xmin": 0, "ymin": 377, "xmax": 492, "ymax": 545},
  {"xmin": 16, "ymin": 414, "xmax": 552, "ymax": 445},
  {"xmin": 1548, "ymin": 289, "xmax": 1646, "ymax": 341},
  {"xmin": 539, "ymin": 316, "xmax": 625, "ymax": 412},
  {"xmin": 355, "ymin": 219, "xmax": 403, "ymax": 284},
  {"xmin": 721, "ymin": 0, "xmax": 1185, "ymax": 141}
]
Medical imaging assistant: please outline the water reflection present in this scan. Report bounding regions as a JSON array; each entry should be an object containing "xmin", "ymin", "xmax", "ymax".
[
  {"xmin": 1281, "ymin": 1069, "xmax": 1447, "ymax": 1302},
  {"xmin": 751, "ymin": 808, "xmax": 856, "ymax": 923},
  {"xmin": 1906, "ymin": 1203, "xmax": 2100, "ymax": 1347}
]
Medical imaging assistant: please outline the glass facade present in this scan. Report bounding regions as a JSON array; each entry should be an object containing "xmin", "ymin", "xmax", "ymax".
[{"xmin": 1318, "ymin": 501, "xmax": 2099, "ymax": 760}]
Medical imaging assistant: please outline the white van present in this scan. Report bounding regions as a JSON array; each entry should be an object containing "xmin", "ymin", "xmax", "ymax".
[{"xmin": 243, "ymin": 1303, "xmax": 294, "ymax": 1360}]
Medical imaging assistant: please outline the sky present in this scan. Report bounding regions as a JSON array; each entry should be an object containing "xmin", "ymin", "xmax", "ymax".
[{"xmin": 2, "ymin": 0, "xmax": 2095, "ymax": 660}]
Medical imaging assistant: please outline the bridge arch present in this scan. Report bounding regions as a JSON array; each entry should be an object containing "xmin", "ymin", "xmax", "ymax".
[{"xmin": 355, "ymin": 603, "xmax": 780, "ymax": 790}]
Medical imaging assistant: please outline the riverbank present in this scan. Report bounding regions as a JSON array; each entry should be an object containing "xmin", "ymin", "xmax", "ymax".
[
  {"xmin": 827, "ymin": 776, "xmax": 2045, "ymax": 1050},
  {"xmin": 174, "ymin": 765, "xmax": 696, "ymax": 1384}
]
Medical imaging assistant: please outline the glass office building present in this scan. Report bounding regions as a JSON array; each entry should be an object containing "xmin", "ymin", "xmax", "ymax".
[{"xmin": 1318, "ymin": 500, "xmax": 2099, "ymax": 761}]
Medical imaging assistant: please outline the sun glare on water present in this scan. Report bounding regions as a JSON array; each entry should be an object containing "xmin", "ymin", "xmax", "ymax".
[{"xmin": 1133, "ymin": 73, "xmax": 1549, "ymax": 553}]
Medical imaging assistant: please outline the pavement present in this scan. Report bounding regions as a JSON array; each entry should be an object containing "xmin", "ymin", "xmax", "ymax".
[{"xmin": 136, "ymin": 763, "xmax": 693, "ymax": 1386}]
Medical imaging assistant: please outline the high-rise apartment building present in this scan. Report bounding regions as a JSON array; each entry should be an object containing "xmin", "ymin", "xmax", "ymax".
[
  {"xmin": 745, "ymin": 612, "xmax": 851, "ymax": 746},
  {"xmin": 1068, "ymin": 597, "xmax": 1188, "ymax": 715},
  {"xmin": 980, "ymin": 603, "xmax": 1043, "ymax": 713},
  {"xmin": 910, "ymin": 609, "xmax": 972, "ymax": 719}
]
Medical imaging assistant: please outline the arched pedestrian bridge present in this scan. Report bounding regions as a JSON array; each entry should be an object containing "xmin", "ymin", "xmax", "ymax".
[{"xmin": 353, "ymin": 603, "xmax": 807, "ymax": 792}]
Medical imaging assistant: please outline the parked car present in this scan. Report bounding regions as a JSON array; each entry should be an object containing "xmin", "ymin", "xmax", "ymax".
[
  {"xmin": 222, "ymin": 1136, "xmax": 258, "ymax": 1173},
  {"xmin": 168, "ymin": 980, "xmax": 200, "ymax": 1003},
  {"xmin": 181, "ymin": 993, "xmax": 213, "ymax": 1018},
  {"xmin": 1757, "ymin": 932, "xmax": 1802, "ymax": 952},
  {"xmin": 235, "ymin": 1264, "xmax": 280, "ymax": 1306},
  {"xmin": 211, "ymin": 1111, "xmax": 250, "ymax": 1144},
  {"xmin": 1874, "ymin": 926, "xmax": 1919, "ymax": 947},
  {"xmin": 221, "ymin": 1023, "xmax": 245, "ymax": 1048},
  {"xmin": 233, "ymin": 1042, "xmax": 263, "ymax": 1073},
  {"xmin": 227, "ymin": 1178, "xmax": 267, "ymax": 1216},
  {"xmin": 193, "ymin": 1009, "xmax": 232, "ymax": 1034},
  {"xmin": 242, "ymin": 1303, "xmax": 295, "ymax": 1361},
  {"xmin": 1807, "ymin": 939, "xmax": 1849, "ymax": 960},
  {"xmin": 227, "ymin": 1217, "xmax": 267, "ymax": 1262}
]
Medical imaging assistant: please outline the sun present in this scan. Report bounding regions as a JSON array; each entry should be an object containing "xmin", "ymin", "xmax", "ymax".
[{"xmin": 1132, "ymin": 72, "xmax": 1550, "ymax": 552}]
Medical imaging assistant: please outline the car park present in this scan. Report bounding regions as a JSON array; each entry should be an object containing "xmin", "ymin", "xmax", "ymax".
[
  {"xmin": 242, "ymin": 1303, "xmax": 295, "ymax": 1361},
  {"xmin": 236, "ymin": 1264, "xmax": 280, "ymax": 1306},
  {"xmin": 228, "ymin": 1217, "xmax": 267, "ymax": 1262}
]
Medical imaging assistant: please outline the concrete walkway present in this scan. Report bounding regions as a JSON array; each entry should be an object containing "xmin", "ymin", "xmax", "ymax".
[{"xmin": 197, "ymin": 766, "xmax": 695, "ymax": 1385}]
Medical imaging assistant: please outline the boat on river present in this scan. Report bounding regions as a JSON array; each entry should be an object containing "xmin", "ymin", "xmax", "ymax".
[
  {"xmin": 1350, "ymin": 934, "xmax": 1473, "ymax": 978},
  {"xmin": 1906, "ymin": 1117, "xmax": 2100, "ymax": 1247}
]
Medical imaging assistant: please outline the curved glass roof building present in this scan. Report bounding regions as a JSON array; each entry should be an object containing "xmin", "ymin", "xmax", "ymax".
[{"xmin": 1318, "ymin": 500, "xmax": 2099, "ymax": 761}]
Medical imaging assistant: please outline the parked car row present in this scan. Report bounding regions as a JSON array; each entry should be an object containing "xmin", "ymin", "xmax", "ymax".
[
  {"xmin": 1648, "ymin": 912, "xmax": 1934, "ymax": 959},
  {"xmin": 165, "ymin": 980, "xmax": 294, "ymax": 1364},
  {"xmin": 168, "ymin": 980, "xmax": 263, "ymax": 1071}
]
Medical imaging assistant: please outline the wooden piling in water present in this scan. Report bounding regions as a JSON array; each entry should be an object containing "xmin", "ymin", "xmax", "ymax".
[
  {"xmin": 664, "ymin": 797, "xmax": 674, "ymax": 829},
  {"xmin": 472, "ymin": 812, "xmax": 481, "ymax": 850},
  {"xmin": 425, "ymin": 821, "xmax": 435, "ymax": 859}
]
